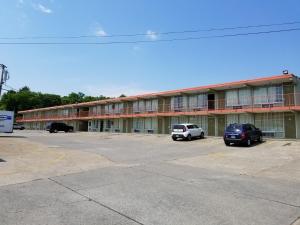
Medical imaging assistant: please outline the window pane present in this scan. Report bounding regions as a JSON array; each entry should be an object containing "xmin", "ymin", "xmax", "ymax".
[
  {"xmin": 254, "ymin": 87, "xmax": 268, "ymax": 104},
  {"xmin": 239, "ymin": 88, "xmax": 251, "ymax": 105},
  {"xmin": 226, "ymin": 90, "xmax": 238, "ymax": 106}
]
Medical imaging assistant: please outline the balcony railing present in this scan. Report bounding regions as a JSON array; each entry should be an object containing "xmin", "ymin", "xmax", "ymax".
[{"xmin": 16, "ymin": 93, "xmax": 300, "ymax": 122}]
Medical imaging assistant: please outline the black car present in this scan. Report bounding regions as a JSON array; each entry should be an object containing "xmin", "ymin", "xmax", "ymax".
[
  {"xmin": 46, "ymin": 122, "xmax": 74, "ymax": 133},
  {"xmin": 13, "ymin": 123, "xmax": 25, "ymax": 130},
  {"xmin": 223, "ymin": 123, "xmax": 263, "ymax": 146}
]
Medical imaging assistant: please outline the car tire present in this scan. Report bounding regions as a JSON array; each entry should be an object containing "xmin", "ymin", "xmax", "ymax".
[
  {"xmin": 246, "ymin": 139, "xmax": 251, "ymax": 147},
  {"xmin": 258, "ymin": 135, "xmax": 263, "ymax": 143},
  {"xmin": 225, "ymin": 141, "xmax": 230, "ymax": 146},
  {"xmin": 172, "ymin": 137, "xmax": 177, "ymax": 141},
  {"xmin": 69, "ymin": 128, "xmax": 73, "ymax": 132},
  {"xmin": 186, "ymin": 134, "xmax": 192, "ymax": 141},
  {"xmin": 54, "ymin": 129, "xmax": 58, "ymax": 133},
  {"xmin": 200, "ymin": 132, "xmax": 204, "ymax": 139}
]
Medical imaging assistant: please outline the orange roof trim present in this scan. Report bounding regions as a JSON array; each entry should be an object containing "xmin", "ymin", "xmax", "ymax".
[{"xmin": 18, "ymin": 73, "xmax": 295, "ymax": 113}]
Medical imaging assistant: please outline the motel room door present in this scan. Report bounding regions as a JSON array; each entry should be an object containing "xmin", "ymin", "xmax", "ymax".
[
  {"xmin": 217, "ymin": 115, "xmax": 226, "ymax": 136},
  {"xmin": 157, "ymin": 117, "xmax": 163, "ymax": 134},
  {"xmin": 284, "ymin": 113, "xmax": 296, "ymax": 139},
  {"xmin": 207, "ymin": 116, "xmax": 215, "ymax": 136}
]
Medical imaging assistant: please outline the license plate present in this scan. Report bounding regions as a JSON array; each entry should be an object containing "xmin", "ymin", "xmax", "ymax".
[
  {"xmin": 176, "ymin": 135, "xmax": 180, "ymax": 137},
  {"xmin": 231, "ymin": 135, "xmax": 236, "ymax": 139}
]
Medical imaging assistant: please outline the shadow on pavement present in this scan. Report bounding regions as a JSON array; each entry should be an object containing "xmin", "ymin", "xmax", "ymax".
[
  {"xmin": 226, "ymin": 140, "xmax": 266, "ymax": 148},
  {"xmin": 0, "ymin": 135, "xmax": 27, "ymax": 138}
]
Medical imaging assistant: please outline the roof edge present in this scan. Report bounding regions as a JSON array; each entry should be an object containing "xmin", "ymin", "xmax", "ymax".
[{"xmin": 18, "ymin": 73, "xmax": 296, "ymax": 113}]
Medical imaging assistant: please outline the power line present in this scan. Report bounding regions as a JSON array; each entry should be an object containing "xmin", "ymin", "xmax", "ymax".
[
  {"xmin": 0, "ymin": 21, "xmax": 299, "ymax": 40},
  {"xmin": 0, "ymin": 28, "xmax": 299, "ymax": 45},
  {"xmin": 3, "ymin": 84, "xmax": 17, "ymax": 91}
]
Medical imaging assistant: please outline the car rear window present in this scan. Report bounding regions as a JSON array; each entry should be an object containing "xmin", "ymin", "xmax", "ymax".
[
  {"xmin": 226, "ymin": 124, "xmax": 243, "ymax": 132},
  {"xmin": 173, "ymin": 125, "xmax": 185, "ymax": 130}
]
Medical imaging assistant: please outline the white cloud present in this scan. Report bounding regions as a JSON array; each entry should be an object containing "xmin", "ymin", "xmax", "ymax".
[
  {"xmin": 83, "ymin": 84, "xmax": 157, "ymax": 98},
  {"xmin": 146, "ymin": 30, "xmax": 158, "ymax": 40},
  {"xmin": 95, "ymin": 26, "xmax": 107, "ymax": 37},
  {"xmin": 34, "ymin": 3, "xmax": 52, "ymax": 14}
]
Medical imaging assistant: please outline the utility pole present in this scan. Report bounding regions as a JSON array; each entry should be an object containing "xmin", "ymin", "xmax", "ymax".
[{"xmin": 0, "ymin": 64, "xmax": 8, "ymax": 97}]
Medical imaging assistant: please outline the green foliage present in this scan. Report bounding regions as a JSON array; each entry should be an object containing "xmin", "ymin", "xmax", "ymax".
[{"xmin": 0, "ymin": 86, "xmax": 110, "ymax": 114}]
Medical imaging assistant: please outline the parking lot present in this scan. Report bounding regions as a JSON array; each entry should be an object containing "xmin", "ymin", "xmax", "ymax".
[{"xmin": 0, "ymin": 131, "xmax": 300, "ymax": 225}]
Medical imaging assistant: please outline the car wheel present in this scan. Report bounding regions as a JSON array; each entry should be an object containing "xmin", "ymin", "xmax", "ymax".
[
  {"xmin": 246, "ymin": 139, "xmax": 251, "ymax": 147},
  {"xmin": 200, "ymin": 132, "xmax": 204, "ymax": 139},
  {"xmin": 54, "ymin": 129, "xmax": 58, "ymax": 133},
  {"xmin": 258, "ymin": 135, "xmax": 263, "ymax": 143},
  {"xmin": 172, "ymin": 137, "xmax": 177, "ymax": 141},
  {"xmin": 186, "ymin": 134, "xmax": 192, "ymax": 141},
  {"xmin": 225, "ymin": 141, "xmax": 230, "ymax": 146},
  {"xmin": 69, "ymin": 128, "xmax": 73, "ymax": 132}
]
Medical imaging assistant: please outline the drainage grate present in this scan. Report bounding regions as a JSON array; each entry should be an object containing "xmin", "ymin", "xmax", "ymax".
[{"xmin": 0, "ymin": 158, "xmax": 6, "ymax": 162}]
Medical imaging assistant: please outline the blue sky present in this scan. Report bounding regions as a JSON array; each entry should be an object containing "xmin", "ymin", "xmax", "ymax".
[{"xmin": 0, "ymin": 0, "xmax": 300, "ymax": 97}]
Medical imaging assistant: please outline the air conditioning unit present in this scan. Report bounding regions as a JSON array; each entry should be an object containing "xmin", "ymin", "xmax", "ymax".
[{"xmin": 262, "ymin": 104, "xmax": 274, "ymax": 108}]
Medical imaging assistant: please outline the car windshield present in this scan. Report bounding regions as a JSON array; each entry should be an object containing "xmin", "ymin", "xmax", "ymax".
[
  {"xmin": 173, "ymin": 125, "xmax": 185, "ymax": 130},
  {"xmin": 226, "ymin": 124, "xmax": 243, "ymax": 132}
]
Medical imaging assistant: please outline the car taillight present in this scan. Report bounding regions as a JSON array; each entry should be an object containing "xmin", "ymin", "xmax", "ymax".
[{"xmin": 241, "ymin": 132, "xmax": 246, "ymax": 139}]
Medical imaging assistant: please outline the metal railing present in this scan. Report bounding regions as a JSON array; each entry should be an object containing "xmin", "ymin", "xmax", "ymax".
[{"xmin": 17, "ymin": 93, "xmax": 300, "ymax": 122}]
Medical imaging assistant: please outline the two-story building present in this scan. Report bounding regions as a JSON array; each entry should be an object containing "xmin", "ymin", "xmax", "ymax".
[{"xmin": 17, "ymin": 73, "xmax": 300, "ymax": 139}]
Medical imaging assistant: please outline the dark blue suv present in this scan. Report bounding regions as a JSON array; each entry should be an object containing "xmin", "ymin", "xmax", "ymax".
[{"xmin": 224, "ymin": 123, "xmax": 263, "ymax": 146}]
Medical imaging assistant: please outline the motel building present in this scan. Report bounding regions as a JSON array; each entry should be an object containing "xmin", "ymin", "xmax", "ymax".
[{"xmin": 17, "ymin": 73, "xmax": 300, "ymax": 139}]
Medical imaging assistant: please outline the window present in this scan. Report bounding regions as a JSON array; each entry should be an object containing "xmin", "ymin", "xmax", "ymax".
[
  {"xmin": 173, "ymin": 96, "xmax": 183, "ymax": 110},
  {"xmin": 275, "ymin": 86, "xmax": 283, "ymax": 103},
  {"xmin": 133, "ymin": 101, "xmax": 145, "ymax": 113},
  {"xmin": 145, "ymin": 118, "xmax": 154, "ymax": 130},
  {"xmin": 133, "ymin": 118, "xmax": 144, "ymax": 130},
  {"xmin": 114, "ymin": 119, "xmax": 119, "ymax": 129},
  {"xmin": 226, "ymin": 88, "xmax": 251, "ymax": 106},
  {"xmin": 226, "ymin": 90, "xmax": 238, "ymax": 106},
  {"xmin": 145, "ymin": 99, "xmax": 158, "ymax": 112},
  {"xmin": 226, "ymin": 124, "xmax": 243, "ymax": 132},
  {"xmin": 226, "ymin": 114, "xmax": 254, "ymax": 125},
  {"xmin": 106, "ymin": 120, "xmax": 113, "ymax": 129},
  {"xmin": 173, "ymin": 125, "xmax": 185, "ymax": 130},
  {"xmin": 239, "ymin": 89, "xmax": 252, "ymax": 105},
  {"xmin": 189, "ymin": 94, "xmax": 207, "ymax": 109},
  {"xmin": 254, "ymin": 113, "xmax": 284, "ymax": 137},
  {"xmin": 268, "ymin": 86, "xmax": 283, "ymax": 103},
  {"xmin": 254, "ymin": 87, "xmax": 268, "ymax": 104},
  {"xmin": 105, "ymin": 105, "xmax": 109, "ymax": 114},
  {"xmin": 254, "ymin": 86, "xmax": 283, "ymax": 104}
]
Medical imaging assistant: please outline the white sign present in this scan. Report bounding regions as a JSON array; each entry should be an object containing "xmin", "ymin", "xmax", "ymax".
[{"xmin": 0, "ymin": 111, "xmax": 14, "ymax": 133}]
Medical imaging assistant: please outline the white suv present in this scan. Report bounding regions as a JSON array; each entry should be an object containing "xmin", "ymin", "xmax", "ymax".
[{"xmin": 171, "ymin": 124, "xmax": 205, "ymax": 141}]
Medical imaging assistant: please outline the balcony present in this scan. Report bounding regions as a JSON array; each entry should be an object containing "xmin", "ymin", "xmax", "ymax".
[{"xmin": 16, "ymin": 93, "xmax": 300, "ymax": 122}]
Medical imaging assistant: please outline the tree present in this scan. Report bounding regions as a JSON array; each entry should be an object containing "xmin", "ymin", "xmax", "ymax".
[{"xmin": 0, "ymin": 86, "xmax": 113, "ymax": 116}]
